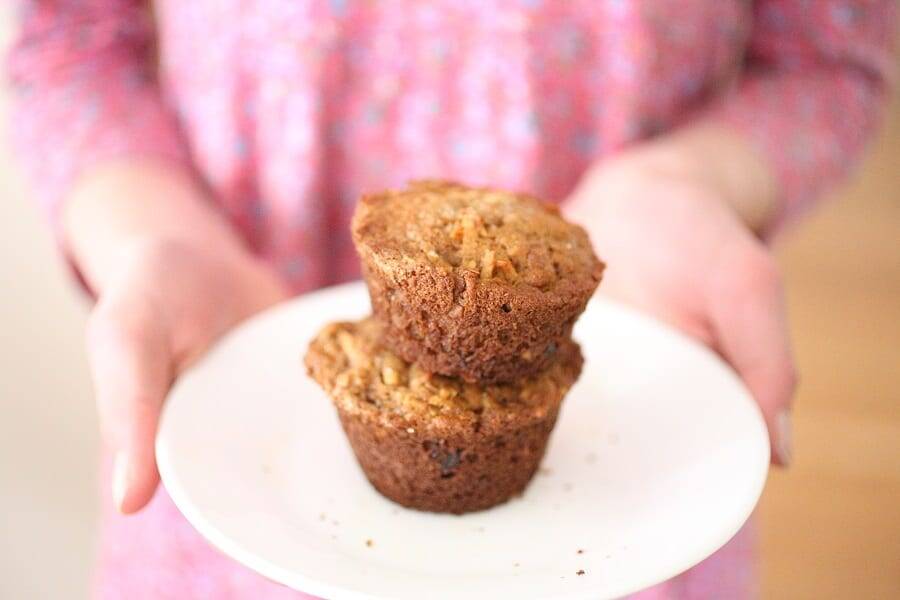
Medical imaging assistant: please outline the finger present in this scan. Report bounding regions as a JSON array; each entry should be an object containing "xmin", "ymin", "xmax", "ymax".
[
  {"xmin": 87, "ymin": 295, "xmax": 173, "ymax": 513},
  {"xmin": 708, "ymin": 240, "xmax": 798, "ymax": 467}
]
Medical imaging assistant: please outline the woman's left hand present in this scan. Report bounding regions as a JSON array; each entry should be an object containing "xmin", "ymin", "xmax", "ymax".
[{"xmin": 565, "ymin": 154, "xmax": 796, "ymax": 466}]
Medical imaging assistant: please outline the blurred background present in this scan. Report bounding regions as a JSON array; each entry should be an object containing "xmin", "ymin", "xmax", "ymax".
[{"xmin": 0, "ymin": 5, "xmax": 897, "ymax": 600}]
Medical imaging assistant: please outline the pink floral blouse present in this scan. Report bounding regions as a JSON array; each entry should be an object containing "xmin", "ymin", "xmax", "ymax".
[{"xmin": 6, "ymin": 1, "xmax": 895, "ymax": 598}]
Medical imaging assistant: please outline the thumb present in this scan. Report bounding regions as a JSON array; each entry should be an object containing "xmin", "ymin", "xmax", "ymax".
[
  {"xmin": 708, "ymin": 241, "xmax": 798, "ymax": 467},
  {"xmin": 87, "ymin": 295, "xmax": 173, "ymax": 513}
]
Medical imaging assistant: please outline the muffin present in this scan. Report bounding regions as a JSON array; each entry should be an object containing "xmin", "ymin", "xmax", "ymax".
[
  {"xmin": 352, "ymin": 180, "xmax": 603, "ymax": 384},
  {"xmin": 304, "ymin": 318, "xmax": 583, "ymax": 514}
]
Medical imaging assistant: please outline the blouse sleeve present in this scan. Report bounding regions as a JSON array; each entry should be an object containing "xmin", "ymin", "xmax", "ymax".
[
  {"xmin": 709, "ymin": 0, "xmax": 897, "ymax": 235},
  {"xmin": 5, "ymin": 1, "xmax": 190, "ymax": 237}
]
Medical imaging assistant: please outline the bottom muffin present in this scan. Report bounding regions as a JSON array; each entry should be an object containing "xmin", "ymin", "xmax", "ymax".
[{"xmin": 304, "ymin": 318, "xmax": 582, "ymax": 514}]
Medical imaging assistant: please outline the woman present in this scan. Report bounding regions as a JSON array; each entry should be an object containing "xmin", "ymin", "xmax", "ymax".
[{"xmin": 7, "ymin": 1, "xmax": 895, "ymax": 598}]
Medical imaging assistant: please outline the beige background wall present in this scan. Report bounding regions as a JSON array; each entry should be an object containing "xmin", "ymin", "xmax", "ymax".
[
  {"xmin": 0, "ymin": 8, "xmax": 99, "ymax": 600},
  {"xmin": 0, "ymin": 219, "xmax": 97, "ymax": 595},
  {"xmin": 0, "ymin": 5, "xmax": 897, "ymax": 600}
]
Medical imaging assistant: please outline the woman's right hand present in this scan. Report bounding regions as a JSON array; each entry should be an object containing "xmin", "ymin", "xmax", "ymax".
[
  {"xmin": 87, "ymin": 236, "xmax": 287, "ymax": 513},
  {"xmin": 64, "ymin": 162, "xmax": 288, "ymax": 513}
]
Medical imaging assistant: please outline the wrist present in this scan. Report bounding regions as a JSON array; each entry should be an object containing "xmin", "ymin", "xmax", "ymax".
[
  {"xmin": 579, "ymin": 123, "xmax": 779, "ymax": 233},
  {"xmin": 63, "ymin": 159, "xmax": 248, "ymax": 292},
  {"xmin": 102, "ymin": 233, "xmax": 249, "ymax": 282}
]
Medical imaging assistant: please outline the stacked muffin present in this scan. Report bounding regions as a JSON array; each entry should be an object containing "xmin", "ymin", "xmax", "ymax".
[{"xmin": 305, "ymin": 181, "xmax": 603, "ymax": 513}]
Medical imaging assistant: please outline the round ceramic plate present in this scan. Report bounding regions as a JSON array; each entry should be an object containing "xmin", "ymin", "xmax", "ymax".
[{"xmin": 157, "ymin": 281, "xmax": 769, "ymax": 600}]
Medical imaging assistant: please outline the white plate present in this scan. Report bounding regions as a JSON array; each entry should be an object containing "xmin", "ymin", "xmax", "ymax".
[{"xmin": 157, "ymin": 281, "xmax": 769, "ymax": 600}]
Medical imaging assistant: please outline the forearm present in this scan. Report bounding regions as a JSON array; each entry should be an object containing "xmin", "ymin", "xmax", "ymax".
[
  {"xmin": 702, "ymin": 1, "xmax": 895, "ymax": 233},
  {"xmin": 63, "ymin": 160, "xmax": 251, "ymax": 293},
  {"xmin": 8, "ymin": 0, "xmax": 195, "ymax": 235}
]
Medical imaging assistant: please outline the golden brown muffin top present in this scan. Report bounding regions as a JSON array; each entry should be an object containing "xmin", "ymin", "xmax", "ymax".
[
  {"xmin": 351, "ymin": 180, "xmax": 603, "ymax": 291},
  {"xmin": 304, "ymin": 319, "xmax": 582, "ymax": 431}
]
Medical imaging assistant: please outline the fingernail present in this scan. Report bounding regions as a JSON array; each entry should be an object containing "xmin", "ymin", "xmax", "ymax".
[
  {"xmin": 775, "ymin": 409, "xmax": 792, "ymax": 467},
  {"xmin": 112, "ymin": 452, "xmax": 129, "ymax": 512}
]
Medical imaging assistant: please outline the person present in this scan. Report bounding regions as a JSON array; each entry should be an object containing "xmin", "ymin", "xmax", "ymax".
[{"xmin": 7, "ymin": 1, "xmax": 895, "ymax": 598}]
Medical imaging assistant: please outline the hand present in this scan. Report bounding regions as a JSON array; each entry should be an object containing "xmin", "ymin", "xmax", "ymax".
[
  {"xmin": 565, "ymin": 158, "xmax": 796, "ymax": 466},
  {"xmin": 86, "ymin": 236, "xmax": 288, "ymax": 512},
  {"xmin": 63, "ymin": 160, "xmax": 290, "ymax": 514}
]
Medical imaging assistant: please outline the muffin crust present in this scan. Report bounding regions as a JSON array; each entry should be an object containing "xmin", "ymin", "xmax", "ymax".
[{"xmin": 352, "ymin": 180, "xmax": 602, "ymax": 383}]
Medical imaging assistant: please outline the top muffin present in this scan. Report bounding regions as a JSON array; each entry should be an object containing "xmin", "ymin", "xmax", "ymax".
[
  {"xmin": 352, "ymin": 180, "xmax": 603, "ymax": 384},
  {"xmin": 353, "ymin": 180, "xmax": 600, "ymax": 291}
]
